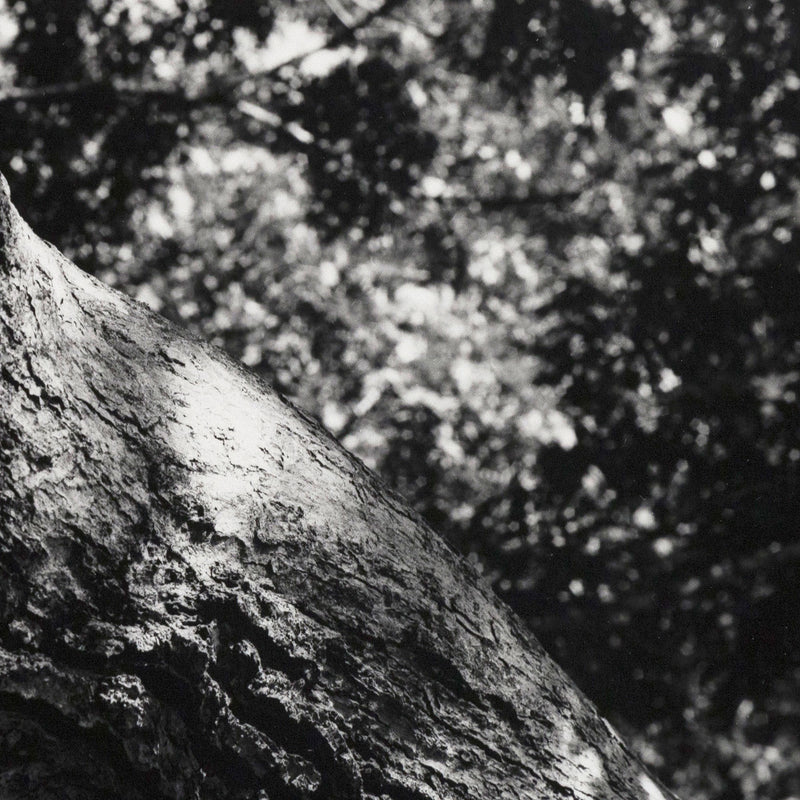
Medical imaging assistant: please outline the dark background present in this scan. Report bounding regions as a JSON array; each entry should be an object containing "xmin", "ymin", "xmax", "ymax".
[{"xmin": 1, "ymin": 1, "xmax": 798, "ymax": 797}]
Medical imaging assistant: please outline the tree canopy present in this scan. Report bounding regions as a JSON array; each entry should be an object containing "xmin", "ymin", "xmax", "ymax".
[{"xmin": 2, "ymin": 1, "xmax": 799, "ymax": 798}]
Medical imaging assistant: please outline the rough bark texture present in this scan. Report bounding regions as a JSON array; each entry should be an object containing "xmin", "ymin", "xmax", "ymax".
[{"xmin": 0, "ymin": 171, "xmax": 676, "ymax": 800}]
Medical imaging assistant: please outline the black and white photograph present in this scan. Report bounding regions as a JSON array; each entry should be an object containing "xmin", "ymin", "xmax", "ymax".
[{"xmin": 0, "ymin": 1, "xmax": 797, "ymax": 798}]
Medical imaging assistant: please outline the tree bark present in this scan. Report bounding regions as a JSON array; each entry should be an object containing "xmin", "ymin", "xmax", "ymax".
[{"xmin": 0, "ymin": 171, "xmax": 676, "ymax": 800}]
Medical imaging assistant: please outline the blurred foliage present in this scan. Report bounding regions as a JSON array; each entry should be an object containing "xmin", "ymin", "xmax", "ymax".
[{"xmin": 2, "ymin": 1, "xmax": 800, "ymax": 798}]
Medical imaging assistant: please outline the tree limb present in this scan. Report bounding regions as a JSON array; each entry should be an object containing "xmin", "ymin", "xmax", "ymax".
[{"xmin": 0, "ymin": 169, "xmax": 680, "ymax": 800}]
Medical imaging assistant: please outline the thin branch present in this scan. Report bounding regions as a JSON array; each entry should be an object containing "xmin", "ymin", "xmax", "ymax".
[
  {"xmin": 322, "ymin": 0, "xmax": 357, "ymax": 29},
  {"xmin": 435, "ymin": 190, "xmax": 583, "ymax": 210},
  {"xmin": 348, "ymin": 0, "xmax": 384, "ymax": 12},
  {"xmin": 0, "ymin": 79, "xmax": 181, "ymax": 104},
  {"xmin": 236, "ymin": 99, "xmax": 315, "ymax": 146},
  {"xmin": 232, "ymin": 0, "xmax": 405, "ymax": 84},
  {"xmin": 0, "ymin": 80, "xmax": 90, "ymax": 102},
  {"xmin": 387, "ymin": 12, "xmax": 442, "ymax": 41},
  {"xmin": 0, "ymin": 0, "xmax": 407, "ymax": 107}
]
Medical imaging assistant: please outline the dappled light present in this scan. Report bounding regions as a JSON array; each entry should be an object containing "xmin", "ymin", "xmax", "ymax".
[{"xmin": 2, "ymin": 0, "xmax": 799, "ymax": 797}]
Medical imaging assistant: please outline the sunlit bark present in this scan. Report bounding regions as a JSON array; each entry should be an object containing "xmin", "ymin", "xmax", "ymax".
[{"xmin": 0, "ymin": 172, "xmax": 676, "ymax": 800}]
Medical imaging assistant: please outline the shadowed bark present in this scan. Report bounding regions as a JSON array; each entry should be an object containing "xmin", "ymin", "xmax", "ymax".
[{"xmin": 0, "ymin": 171, "xmax": 677, "ymax": 800}]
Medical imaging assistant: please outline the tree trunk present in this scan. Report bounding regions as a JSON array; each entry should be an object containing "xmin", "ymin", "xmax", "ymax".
[{"xmin": 0, "ymin": 171, "xmax": 676, "ymax": 800}]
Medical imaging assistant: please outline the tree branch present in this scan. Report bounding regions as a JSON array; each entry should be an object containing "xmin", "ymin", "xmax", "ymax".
[
  {"xmin": 0, "ymin": 0, "xmax": 407, "ymax": 108},
  {"xmin": 322, "ymin": 0, "xmax": 358, "ymax": 29}
]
